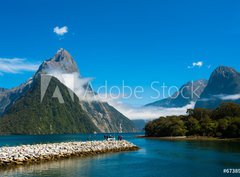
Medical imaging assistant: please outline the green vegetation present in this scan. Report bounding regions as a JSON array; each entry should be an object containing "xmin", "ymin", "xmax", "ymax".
[
  {"xmin": 0, "ymin": 76, "xmax": 99, "ymax": 134},
  {"xmin": 145, "ymin": 102, "xmax": 240, "ymax": 138}
]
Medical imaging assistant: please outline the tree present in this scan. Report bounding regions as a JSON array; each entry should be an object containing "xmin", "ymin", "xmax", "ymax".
[
  {"xmin": 169, "ymin": 118, "xmax": 187, "ymax": 136},
  {"xmin": 185, "ymin": 117, "xmax": 201, "ymax": 136},
  {"xmin": 187, "ymin": 108, "xmax": 211, "ymax": 121},
  {"xmin": 199, "ymin": 116, "xmax": 217, "ymax": 136},
  {"xmin": 212, "ymin": 102, "xmax": 240, "ymax": 120},
  {"xmin": 216, "ymin": 118, "xmax": 230, "ymax": 137},
  {"xmin": 225, "ymin": 118, "xmax": 240, "ymax": 138}
]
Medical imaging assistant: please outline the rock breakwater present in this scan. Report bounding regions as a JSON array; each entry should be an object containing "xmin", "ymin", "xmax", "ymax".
[{"xmin": 0, "ymin": 140, "xmax": 139, "ymax": 168}]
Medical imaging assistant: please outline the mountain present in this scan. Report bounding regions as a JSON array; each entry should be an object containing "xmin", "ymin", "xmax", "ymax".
[
  {"xmin": 0, "ymin": 76, "xmax": 99, "ymax": 134},
  {"xmin": 0, "ymin": 80, "xmax": 32, "ymax": 115},
  {"xmin": 0, "ymin": 49, "xmax": 135, "ymax": 134},
  {"xmin": 36, "ymin": 49, "xmax": 135, "ymax": 132},
  {"xmin": 145, "ymin": 79, "xmax": 208, "ymax": 108},
  {"xmin": 195, "ymin": 66, "xmax": 240, "ymax": 109}
]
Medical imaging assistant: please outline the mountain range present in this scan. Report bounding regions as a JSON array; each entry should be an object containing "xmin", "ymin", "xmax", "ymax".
[
  {"xmin": 146, "ymin": 66, "xmax": 240, "ymax": 110},
  {"xmin": 0, "ymin": 49, "xmax": 135, "ymax": 134}
]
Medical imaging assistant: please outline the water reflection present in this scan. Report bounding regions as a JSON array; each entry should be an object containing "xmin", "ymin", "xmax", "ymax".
[
  {"xmin": 0, "ymin": 135, "xmax": 240, "ymax": 177},
  {"xmin": 1, "ymin": 154, "xmax": 115, "ymax": 177}
]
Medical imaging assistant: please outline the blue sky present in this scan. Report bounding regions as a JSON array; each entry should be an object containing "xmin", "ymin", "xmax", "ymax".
[{"xmin": 0, "ymin": 0, "xmax": 240, "ymax": 106}]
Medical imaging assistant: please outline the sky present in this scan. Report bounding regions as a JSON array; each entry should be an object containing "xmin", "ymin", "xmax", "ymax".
[{"xmin": 0, "ymin": 0, "xmax": 240, "ymax": 108}]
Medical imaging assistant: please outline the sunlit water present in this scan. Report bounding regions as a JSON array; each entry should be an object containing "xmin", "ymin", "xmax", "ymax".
[{"xmin": 0, "ymin": 133, "xmax": 240, "ymax": 177}]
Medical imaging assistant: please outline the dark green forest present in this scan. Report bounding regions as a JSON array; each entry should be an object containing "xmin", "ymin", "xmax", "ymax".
[
  {"xmin": 145, "ymin": 102, "xmax": 240, "ymax": 138},
  {"xmin": 0, "ymin": 76, "xmax": 99, "ymax": 134}
]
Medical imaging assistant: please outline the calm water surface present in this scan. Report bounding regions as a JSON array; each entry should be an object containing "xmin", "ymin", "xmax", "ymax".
[{"xmin": 0, "ymin": 133, "xmax": 240, "ymax": 177}]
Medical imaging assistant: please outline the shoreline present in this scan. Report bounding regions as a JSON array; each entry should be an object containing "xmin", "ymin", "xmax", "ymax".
[
  {"xmin": 0, "ymin": 140, "xmax": 139, "ymax": 169},
  {"xmin": 137, "ymin": 135, "xmax": 240, "ymax": 141}
]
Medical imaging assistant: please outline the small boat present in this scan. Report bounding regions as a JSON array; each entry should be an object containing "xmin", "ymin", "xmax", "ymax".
[
  {"xmin": 107, "ymin": 137, "xmax": 115, "ymax": 141},
  {"xmin": 107, "ymin": 135, "xmax": 115, "ymax": 141}
]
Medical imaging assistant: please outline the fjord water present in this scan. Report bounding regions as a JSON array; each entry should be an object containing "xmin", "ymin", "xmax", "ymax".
[{"xmin": 0, "ymin": 133, "xmax": 240, "ymax": 177}]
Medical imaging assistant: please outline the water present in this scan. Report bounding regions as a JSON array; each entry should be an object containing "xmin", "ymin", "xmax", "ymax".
[{"xmin": 0, "ymin": 133, "xmax": 240, "ymax": 177}]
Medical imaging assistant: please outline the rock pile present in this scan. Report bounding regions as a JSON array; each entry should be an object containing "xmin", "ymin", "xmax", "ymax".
[{"xmin": 0, "ymin": 140, "xmax": 139, "ymax": 168}]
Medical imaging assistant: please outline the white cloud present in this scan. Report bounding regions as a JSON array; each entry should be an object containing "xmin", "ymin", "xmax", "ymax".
[
  {"xmin": 216, "ymin": 94, "xmax": 240, "ymax": 100},
  {"xmin": 193, "ymin": 61, "xmax": 203, "ymax": 67},
  {"xmin": 0, "ymin": 58, "xmax": 39, "ymax": 74},
  {"xmin": 53, "ymin": 26, "xmax": 68, "ymax": 36},
  {"xmin": 188, "ymin": 61, "xmax": 203, "ymax": 69},
  {"xmin": 199, "ymin": 94, "xmax": 240, "ymax": 102}
]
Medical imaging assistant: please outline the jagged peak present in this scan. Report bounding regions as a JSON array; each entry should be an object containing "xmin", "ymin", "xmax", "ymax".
[
  {"xmin": 210, "ymin": 66, "xmax": 239, "ymax": 79},
  {"xmin": 56, "ymin": 48, "xmax": 69, "ymax": 55},
  {"xmin": 195, "ymin": 78, "xmax": 208, "ymax": 83},
  {"xmin": 213, "ymin": 66, "xmax": 237, "ymax": 74},
  {"xmin": 52, "ymin": 48, "xmax": 73, "ymax": 62},
  {"xmin": 57, "ymin": 48, "xmax": 65, "ymax": 53},
  {"xmin": 180, "ymin": 79, "xmax": 208, "ymax": 89},
  {"xmin": 35, "ymin": 49, "xmax": 80, "ymax": 76}
]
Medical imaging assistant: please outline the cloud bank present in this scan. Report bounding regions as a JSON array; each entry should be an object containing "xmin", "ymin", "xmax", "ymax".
[
  {"xmin": 0, "ymin": 58, "xmax": 39, "ymax": 74},
  {"xmin": 107, "ymin": 101, "xmax": 195, "ymax": 120}
]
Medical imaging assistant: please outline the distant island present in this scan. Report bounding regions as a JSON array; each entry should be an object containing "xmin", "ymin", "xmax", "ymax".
[{"xmin": 145, "ymin": 102, "xmax": 240, "ymax": 139}]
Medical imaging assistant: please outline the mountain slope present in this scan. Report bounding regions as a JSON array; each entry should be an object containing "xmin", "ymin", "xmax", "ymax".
[
  {"xmin": 0, "ymin": 76, "xmax": 99, "ymax": 134},
  {"xmin": 146, "ymin": 79, "xmax": 208, "ymax": 108},
  {"xmin": 0, "ymin": 49, "xmax": 81, "ymax": 116},
  {"xmin": 0, "ymin": 80, "xmax": 32, "ymax": 115},
  {"xmin": 80, "ymin": 101, "xmax": 135, "ymax": 132},
  {"xmin": 195, "ymin": 66, "xmax": 240, "ymax": 109}
]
